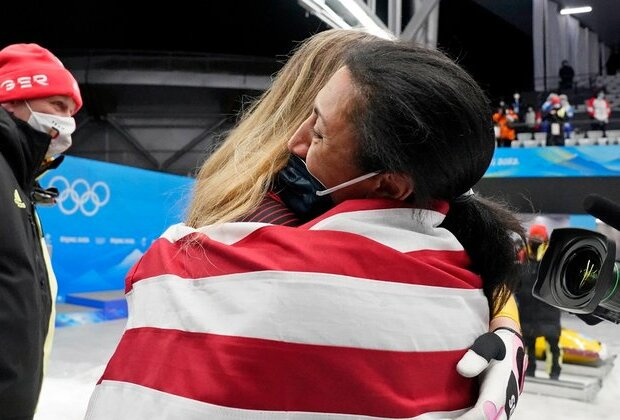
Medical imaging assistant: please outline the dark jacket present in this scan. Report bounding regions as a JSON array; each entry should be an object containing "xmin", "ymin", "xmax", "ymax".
[
  {"xmin": 0, "ymin": 108, "xmax": 53, "ymax": 419},
  {"xmin": 544, "ymin": 107, "xmax": 567, "ymax": 145},
  {"xmin": 559, "ymin": 64, "xmax": 575, "ymax": 89},
  {"xmin": 516, "ymin": 258, "xmax": 561, "ymax": 337}
]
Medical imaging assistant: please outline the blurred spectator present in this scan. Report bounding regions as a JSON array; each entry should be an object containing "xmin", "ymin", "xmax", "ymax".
[
  {"xmin": 516, "ymin": 224, "xmax": 562, "ymax": 380},
  {"xmin": 524, "ymin": 105, "xmax": 537, "ymax": 130},
  {"xmin": 541, "ymin": 92, "xmax": 559, "ymax": 114},
  {"xmin": 586, "ymin": 90, "xmax": 611, "ymax": 137},
  {"xmin": 512, "ymin": 92, "xmax": 523, "ymax": 118},
  {"xmin": 535, "ymin": 109, "xmax": 543, "ymax": 131},
  {"xmin": 559, "ymin": 94, "xmax": 574, "ymax": 140},
  {"xmin": 544, "ymin": 96, "xmax": 567, "ymax": 146},
  {"xmin": 559, "ymin": 60, "xmax": 575, "ymax": 91},
  {"xmin": 540, "ymin": 92, "xmax": 559, "ymax": 135},
  {"xmin": 606, "ymin": 47, "xmax": 620, "ymax": 75},
  {"xmin": 492, "ymin": 104, "xmax": 518, "ymax": 147}
]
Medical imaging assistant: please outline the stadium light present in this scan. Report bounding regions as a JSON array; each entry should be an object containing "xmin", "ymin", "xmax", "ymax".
[
  {"xmin": 298, "ymin": 0, "xmax": 395, "ymax": 39},
  {"xmin": 560, "ymin": 6, "xmax": 593, "ymax": 15}
]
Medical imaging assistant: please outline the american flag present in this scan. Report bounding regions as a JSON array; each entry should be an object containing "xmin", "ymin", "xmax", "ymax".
[{"xmin": 86, "ymin": 198, "xmax": 489, "ymax": 419}]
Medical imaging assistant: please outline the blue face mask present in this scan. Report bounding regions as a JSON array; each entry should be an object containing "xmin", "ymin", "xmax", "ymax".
[{"xmin": 273, "ymin": 155, "xmax": 380, "ymax": 221}]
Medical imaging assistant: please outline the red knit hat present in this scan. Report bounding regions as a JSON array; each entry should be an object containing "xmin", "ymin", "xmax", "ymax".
[
  {"xmin": 529, "ymin": 224, "xmax": 549, "ymax": 241},
  {"xmin": 0, "ymin": 43, "xmax": 82, "ymax": 114}
]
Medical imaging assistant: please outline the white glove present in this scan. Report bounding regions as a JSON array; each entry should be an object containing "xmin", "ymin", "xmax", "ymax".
[{"xmin": 454, "ymin": 328, "xmax": 527, "ymax": 420}]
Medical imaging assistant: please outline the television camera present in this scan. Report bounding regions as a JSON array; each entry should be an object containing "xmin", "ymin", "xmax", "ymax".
[{"xmin": 533, "ymin": 194, "xmax": 620, "ymax": 324}]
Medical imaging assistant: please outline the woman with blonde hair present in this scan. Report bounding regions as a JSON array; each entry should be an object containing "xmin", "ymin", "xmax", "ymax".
[
  {"xmin": 87, "ymin": 29, "xmax": 525, "ymax": 420},
  {"xmin": 186, "ymin": 29, "xmax": 379, "ymax": 227}
]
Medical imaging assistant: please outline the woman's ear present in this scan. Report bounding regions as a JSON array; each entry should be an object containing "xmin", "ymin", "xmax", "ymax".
[{"xmin": 372, "ymin": 172, "xmax": 414, "ymax": 201}]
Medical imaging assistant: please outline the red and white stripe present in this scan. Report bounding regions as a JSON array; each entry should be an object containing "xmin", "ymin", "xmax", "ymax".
[{"xmin": 86, "ymin": 198, "xmax": 489, "ymax": 419}]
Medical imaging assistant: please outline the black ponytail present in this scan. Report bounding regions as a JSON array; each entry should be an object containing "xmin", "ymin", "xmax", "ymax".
[
  {"xmin": 345, "ymin": 41, "xmax": 526, "ymax": 314},
  {"xmin": 441, "ymin": 194, "xmax": 525, "ymax": 315}
]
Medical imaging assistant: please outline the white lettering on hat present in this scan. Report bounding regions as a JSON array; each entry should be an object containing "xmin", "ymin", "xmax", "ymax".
[
  {"xmin": 33, "ymin": 75, "xmax": 48, "ymax": 85},
  {"xmin": 17, "ymin": 77, "xmax": 32, "ymax": 88},
  {"xmin": 0, "ymin": 74, "xmax": 48, "ymax": 92},
  {"xmin": 0, "ymin": 80, "xmax": 14, "ymax": 91}
]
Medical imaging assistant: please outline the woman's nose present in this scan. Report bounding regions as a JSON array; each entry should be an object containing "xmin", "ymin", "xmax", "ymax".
[{"xmin": 287, "ymin": 117, "xmax": 312, "ymax": 158}]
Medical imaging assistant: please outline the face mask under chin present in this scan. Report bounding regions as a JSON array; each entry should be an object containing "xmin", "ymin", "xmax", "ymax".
[
  {"xmin": 273, "ymin": 155, "xmax": 380, "ymax": 221},
  {"xmin": 273, "ymin": 155, "xmax": 334, "ymax": 221}
]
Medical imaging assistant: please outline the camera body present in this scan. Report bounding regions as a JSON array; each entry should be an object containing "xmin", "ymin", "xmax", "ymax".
[
  {"xmin": 533, "ymin": 228, "xmax": 620, "ymax": 324},
  {"xmin": 532, "ymin": 194, "xmax": 620, "ymax": 324}
]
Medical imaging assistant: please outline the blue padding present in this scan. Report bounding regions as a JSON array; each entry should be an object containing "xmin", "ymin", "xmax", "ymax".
[
  {"xmin": 38, "ymin": 156, "xmax": 193, "ymax": 301},
  {"xmin": 568, "ymin": 215, "xmax": 597, "ymax": 230},
  {"xmin": 485, "ymin": 146, "xmax": 620, "ymax": 178}
]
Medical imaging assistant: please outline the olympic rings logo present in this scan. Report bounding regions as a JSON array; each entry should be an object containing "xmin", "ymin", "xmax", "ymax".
[{"xmin": 47, "ymin": 176, "xmax": 111, "ymax": 217}]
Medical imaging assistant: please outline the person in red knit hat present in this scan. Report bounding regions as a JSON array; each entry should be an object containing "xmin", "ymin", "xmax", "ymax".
[{"xmin": 0, "ymin": 43, "xmax": 82, "ymax": 419}]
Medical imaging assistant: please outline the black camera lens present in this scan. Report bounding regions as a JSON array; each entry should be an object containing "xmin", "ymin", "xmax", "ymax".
[
  {"xmin": 562, "ymin": 247, "xmax": 601, "ymax": 298},
  {"xmin": 534, "ymin": 228, "xmax": 620, "ymax": 323}
]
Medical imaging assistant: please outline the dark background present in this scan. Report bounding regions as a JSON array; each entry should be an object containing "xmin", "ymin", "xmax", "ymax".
[
  {"xmin": 3, "ymin": 0, "xmax": 532, "ymax": 102},
  {"xmin": 4, "ymin": 0, "xmax": 619, "ymax": 103},
  {"xmin": 438, "ymin": 0, "xmax": 534, "ymax": 102},
  {"xmin": 4, "ymin": 2, "xmax": 328, "ymax": 60}
]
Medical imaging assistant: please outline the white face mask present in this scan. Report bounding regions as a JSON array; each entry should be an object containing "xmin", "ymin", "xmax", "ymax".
[{"xmin": 25, "ymin": 101, "xmax": 76, "ymax": 157}]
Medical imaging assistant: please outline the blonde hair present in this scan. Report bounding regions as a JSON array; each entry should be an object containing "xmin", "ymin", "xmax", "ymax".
[{"xmin": 185, "ymin": 29, "xmax": 379, "ymax": 228}]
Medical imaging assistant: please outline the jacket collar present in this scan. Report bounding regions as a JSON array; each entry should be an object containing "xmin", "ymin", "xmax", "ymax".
[{"xmin": 0, "ymin": 108, "xmax": 51, "ymax": 191}]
